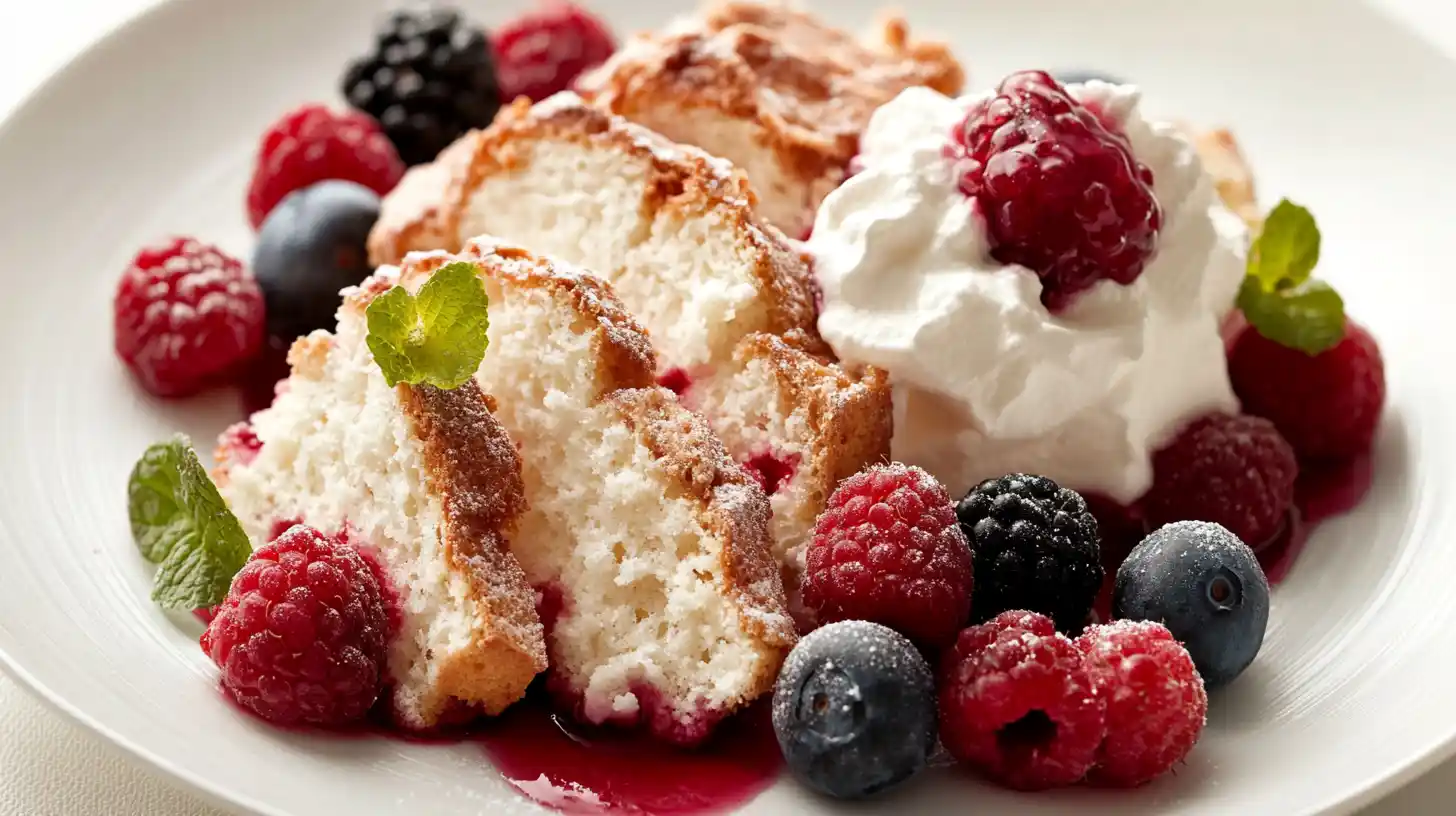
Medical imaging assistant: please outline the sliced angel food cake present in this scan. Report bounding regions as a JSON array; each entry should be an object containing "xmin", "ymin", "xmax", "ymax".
[{"xmin": 379, "ymin": 239, "xmax": 797, "ymax": 745}]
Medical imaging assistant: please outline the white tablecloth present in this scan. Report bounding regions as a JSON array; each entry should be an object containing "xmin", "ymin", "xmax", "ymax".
[{"xmin": 2, "ymin": 1, "xmax": 1454, "ymax": 813}]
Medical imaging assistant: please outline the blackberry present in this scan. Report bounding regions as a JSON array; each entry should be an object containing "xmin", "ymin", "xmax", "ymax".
[
  {"xmin": 955, "ymin": 474, "xmax": 1102, "ymax": 632},
  {"xmin": 342, "ymin": 8, "xmax": 501, "ymax": 166}
]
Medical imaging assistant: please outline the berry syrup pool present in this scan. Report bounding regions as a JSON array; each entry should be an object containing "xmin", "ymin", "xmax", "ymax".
[
  {"xmin": 215, "ymin": 538, "xmax": 780, "ymax": 815},
  {"xmin": 229, "ymin": 692, "xmax": 782, "ymax": 815},
  {"xmin": 1263, "ymin": 450, "xmax": 1374, "ymax": 584},
  {"xmin": 476, "ymin": 698, "xmax": 781, "ymax": 815}
]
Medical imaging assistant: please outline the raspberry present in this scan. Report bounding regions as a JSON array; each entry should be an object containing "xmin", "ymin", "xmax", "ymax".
[
  {"xmin": 955, "ymin": 474, "xmax": 1103, "ymax": 633},
  {"xmin": 1075, "ymin": 621, "xmax": 1206, "ymax": 786},
  {"xmin": 493, "ymin": 1, "xmax": 616, "ymax": 103},
  {"xmin": 113, "ymin": 238, "xmax": 266, "ymax": 398},
  {"xmin": 1229, "ymin": 321, "xmax": 1385, "ymax": 462},
  {"xmin": 801, "ymin": 463, "xmax": 973, "ymax": 647},
  {"xmin": 246, "ymin": 104, "xmax": 404, "ymax": 229},
  {"xmin": 938, "ymin": 611, "xmax": 1106, "ymax": 790},
  {"xmin": 200, "ymin": 525, "xmax": 390, "ymax": 727},
  {"xmin": 1145, "ymin": 413, "xmax": 1297, "ymax": 549},
  {"xmin": 949, "ymin": 70, "xmax": 1161, "ymax": 311}
]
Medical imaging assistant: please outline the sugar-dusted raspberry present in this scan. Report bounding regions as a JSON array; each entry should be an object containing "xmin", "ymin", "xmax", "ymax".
[
  {"xmin": 493, "ymin": 1, "xmax": 616, "ymax": 103},
  {"xmin": 938, "ymin": 611, "xmax": 1106, "ymax": 790},
  {"xmin": 1075, "ymin": 620, "xmax": 1207, "ymax": 787},
  {"xmin": 200, "ymin": 525, "xmax": 390, "ymax": 727},
  {"xmin": 1145, "ymin": 413, "xmax": 1298, "ymax": 549},
  {"xmin": 113, "ymin": 238, "xmax": 266, "ymax": 398},
  {"xmin": 801, "ymin": 463, "xmax": 973, "ymax": 647},
  {"xmin": 246, "ymin": 104, "xmax": 404, "ymax": 229},
  {"xmin": 949, "ymin": 70, "xmax": 1161, "ymax": 311},
  {"xmin": 1229, "ymin": 320, "xmax": 1386, "ymax": 462}
]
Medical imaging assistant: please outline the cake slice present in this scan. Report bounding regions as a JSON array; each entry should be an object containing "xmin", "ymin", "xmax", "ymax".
[
  {"xmin": 575, "ymin": 0, "xmax": 965, "ymax": 237},
  {"xmin": 369, "ymin": 93, "xmax": 824, "ymax": 373},
  {"xmin": 682, "ymin": 331, "xmax": 890, "ymax": 588},
  {"xmin": 212, "ymin": 269, "xmax": 546, "ymax": 731},
  {"xmin": 368, "ymin": 94, "xmax": 893, "ymax": 594},
  {"xmin": 383, "ymin": 239, "xmax": 796, "ymax": 745}
]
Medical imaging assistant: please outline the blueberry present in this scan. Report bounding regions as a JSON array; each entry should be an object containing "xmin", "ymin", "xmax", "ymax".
[
  {"xmin": 253, "ymin": 180, "xmax": 380, "ymax": 341},
  {"xmin": 1115, "ymin": 521, "xmax": 1269, "ymax": 688},
  {"xmin": 1054, "ymin": 69, "xmax": 1128, "ymax": 86},
  {"xmin": 771, "ymin": 621, "xmax": 937, "ymax": 799}
]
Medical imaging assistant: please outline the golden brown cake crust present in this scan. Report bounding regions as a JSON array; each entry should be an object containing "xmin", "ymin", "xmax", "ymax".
[
  {"xmin": 398, "ymin": 380, "xmax": 548, "ymax": 720},
  {"xmin": 739, "ymin": 329, "xmax": 892, "ymax": 498},
  {"xmin": 576, "ymin": 1, "xmax": 965, "ymax": 201},
  {"xmin": 458, "ymin": 239, "xmax": 660, "ymax": 394},
  {"xmin": 380, "ymin": 240, "xmax": 659, "ymax": 398},
  {"xmin": 213, "ymin": 288, "xmax": 548, "ymax": 727},
  {"xmin": 285, "ymin": 332, "xmax": 333, "ymax": 381},
  {"xmin": 480, "ymin": 98, "xmax": 820, "ymax": 349},
  {"xmin": 606, "ymin": 386, "xmax": 796, "ymax": 699},
  {"xmin": 368, "ymin": 131, "xmax": 484, "ymax": 270},
  {"xmin": 366, "ymin": 96, "xmax": 825, "ymax": 355}
]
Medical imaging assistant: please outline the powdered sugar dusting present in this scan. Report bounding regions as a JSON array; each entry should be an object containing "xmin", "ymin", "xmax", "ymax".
[
  {"xmin": 1127, "ymin": 520, "xmax": 1267, "ymax": 592},
  {"xmin": 777, "ymin": 620, "xmax": 927, "ymax": 687}
]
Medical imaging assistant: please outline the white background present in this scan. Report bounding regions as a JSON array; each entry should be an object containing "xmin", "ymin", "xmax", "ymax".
[{"xmin": 0, "ymin": 0, "xmax": 1452, "ymax": 813}]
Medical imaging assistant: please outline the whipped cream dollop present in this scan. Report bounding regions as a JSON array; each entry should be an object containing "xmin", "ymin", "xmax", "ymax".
[{"xmin": 808, "ymin": 83, "xmax": 1248, "ymax": 503}]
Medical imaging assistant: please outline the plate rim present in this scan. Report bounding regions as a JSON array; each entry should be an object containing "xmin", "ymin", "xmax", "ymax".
[
  {"xmin": 0, "ymin": 0, "xmax": 1452, "ymax": 814},
  {"xmin": 0, "ymin": 0, "xmax": 287, "ymax": 811}
]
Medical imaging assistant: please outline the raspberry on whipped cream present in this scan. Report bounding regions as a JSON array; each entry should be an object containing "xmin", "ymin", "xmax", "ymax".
[{"xmin": 807, "ymin": 82, "xmax": 1249, "ymax": 502}]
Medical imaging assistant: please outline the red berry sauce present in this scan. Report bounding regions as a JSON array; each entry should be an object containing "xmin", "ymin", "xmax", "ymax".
[
  {"xmin": 658, "ymin": 368, "xmax": 693, "ymax": 397},
  {"xmin": 1258, "ymin": 451, "xmax": 1375, "ymax": 584},
  {"xmin": 478, "ymin": 696, "xmax": 780, "ymax": 815},
  {"xmin": 535, "ymin": 582, "xmax": 568, "ymax": 638},
  {"xmin": 742, "ymin": 451, "xmax": 800, "ymax": 496},
  {"xmin": 239, "ymin": 689, "xmax": 783, "ymax": 815},
  {"xmin": 1295, "ymin": 449, "xmax": 1375, "ymax": 528}
]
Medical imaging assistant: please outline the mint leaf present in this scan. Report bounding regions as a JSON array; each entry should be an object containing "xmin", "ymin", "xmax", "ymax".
[
  {"xmin": 1247, "ymin": 199, "xmax": 1321, "ymax": 291},
  {"xmin": 364, "ymin": 286, "xmax": 421, "ymax": 386},
  {"xmin": 1238, "ymin": 199, "xmax": 1345, "ymax": 355},
  {"xmin": 127, "ymin": 436, "xmax": 252, "ymax": 609},
  {"xmin": 128, "ymin": 440, "xmax": 189, "ymax": 562},
  {"xmin": 366, "ymin": 261, "xmax": 490, "ymax": 389},
  {"xmin": 1238, "ymin": 277, "xmax": 1346, "ymax": 355}
]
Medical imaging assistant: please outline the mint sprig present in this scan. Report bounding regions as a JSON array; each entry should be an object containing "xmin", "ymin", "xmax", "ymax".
[
  {"xmin": 366, "ymin": 261, "xmax": 490, "ymax": 389},
  {"xmin": 128, "ymin": 436, "xmax": 252, "ymax": 609},
  {"xmin": 1236, "ymin": 199, "xmax": 1345, "ymax": 355}
]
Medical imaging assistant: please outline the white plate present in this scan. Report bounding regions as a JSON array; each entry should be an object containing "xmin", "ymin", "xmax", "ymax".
[{"xmin": 0, "ymin": 0, "xmax": 1453, "ymax": 813}]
